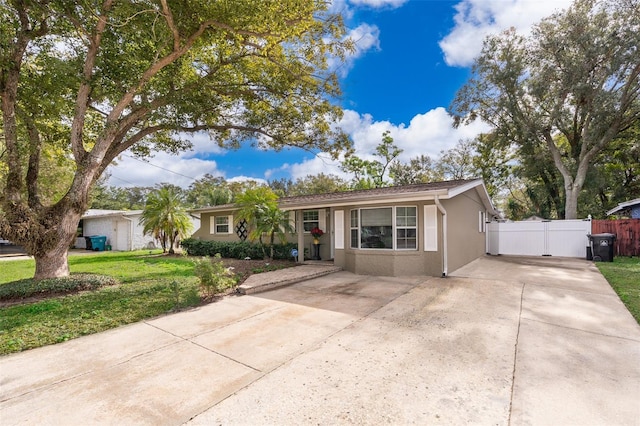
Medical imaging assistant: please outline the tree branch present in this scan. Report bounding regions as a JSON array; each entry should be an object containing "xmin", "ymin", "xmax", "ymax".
[
  {"xmin": 15, "ymin": 106, "xmax": 43, "ymax": 210},
  {"xmin": 70, "ymin": 0, "xmax": 114, "ymax": 165}
]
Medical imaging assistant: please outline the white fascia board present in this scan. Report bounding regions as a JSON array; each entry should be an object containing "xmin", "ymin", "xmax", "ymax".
[
  {"xmin": 606, "ymin": 198, "xmax": 640, "ymax": 215},
  {"xmin": 448, "ymin": 179, "xmax": 500, "ymax": 217}
]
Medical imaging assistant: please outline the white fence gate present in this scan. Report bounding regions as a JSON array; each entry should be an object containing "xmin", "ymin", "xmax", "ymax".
[{"xmin": 487, "ymin": 219, "xmax": 592, "ymax": 258}]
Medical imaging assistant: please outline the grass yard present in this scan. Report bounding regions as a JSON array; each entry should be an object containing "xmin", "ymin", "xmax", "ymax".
[
  {"xmin": 0, "ymin": 250, "xmax": 295, "ymax": 355},
  {"xmin": 597, "ymin": 257, "xmax": 640, "ymax": 325}
]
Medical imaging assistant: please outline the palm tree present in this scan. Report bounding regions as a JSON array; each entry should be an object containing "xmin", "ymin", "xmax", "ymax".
[
  {"xmin": 140, "ymin": 186, "xmax": 193, "ymax": 254},
  {"xmin": 252, "ymin": 203, "xmax": 294, "ymax": 260},
  {"xmin": 235, "ymin": 187, "xmax": 292, "ymax": 259}
]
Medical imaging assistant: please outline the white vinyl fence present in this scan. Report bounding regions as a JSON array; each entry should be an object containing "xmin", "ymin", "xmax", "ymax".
[{"xmin": 487, "ymin": 219, "xmax": 592, "ymax": 258}]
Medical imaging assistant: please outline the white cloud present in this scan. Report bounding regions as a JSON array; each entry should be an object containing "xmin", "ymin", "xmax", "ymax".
[
  {"xmin": 106, "ymin": 151, "xmax": 222, "ymax": 188},
  {"xmin": 440, "ymin": 0, "xmax": 574, "ymax": 67},
  {"xmin": 288, "ymin": 107, "xmax": 490, "ymax": 180},
  {"xmin": 329, "ymin": 23, "xmax": 381, "ymax": 77},
  {"xmin": 227, "ymin": 176, "xmax": 268, "ymax": 186},
  {"xmin": 181, "ymin": 131, "xmax": 226, "ymax": 158}
]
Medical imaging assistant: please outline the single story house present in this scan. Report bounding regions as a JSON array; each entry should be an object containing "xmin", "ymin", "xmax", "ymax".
[
  {"xmin": 606, "ymin": 198, "xmax": 640, "ymax": 219},
  {"xmin": 76, "ymin": 209, "xmax": 200, "ymax": 251},
  {"xmin": 190, "ymin": 179, "xmax": 499, "ymax": 277}
]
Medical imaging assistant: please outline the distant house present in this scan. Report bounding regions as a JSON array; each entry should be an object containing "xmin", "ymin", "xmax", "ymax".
[
  {"xmin": 606, "ymin": 198, "xmax": 640, "ymax": 219},
  {"xmin": 77, "ymin": 209, "xmax": 200, "ymax": 251},
  {"xmin": 190, "ymin": 179, "xmax": 499, "ymax": 277}
]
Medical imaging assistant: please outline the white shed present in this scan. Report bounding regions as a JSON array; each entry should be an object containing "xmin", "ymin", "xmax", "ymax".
[{"xmin": 76, "ymin": 209, "xmax": 200, "ymax": 251}]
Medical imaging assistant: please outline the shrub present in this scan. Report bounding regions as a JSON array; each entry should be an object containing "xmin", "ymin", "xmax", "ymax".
[
  {"xmin": 0, "ymin": 274, "xmax": 119, "ymax": 301},
  {"xmin": 192, "ymin": 254, "xmax": 238, "ymax": 297},
  {"xmin": 181, "ymin": 239, "xmax": 298, "ymax": 260}
]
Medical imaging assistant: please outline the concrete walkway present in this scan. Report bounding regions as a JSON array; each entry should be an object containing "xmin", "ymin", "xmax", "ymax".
[
  {"xmin": 238, "ymin": 262, "xmax": 342, "ymax": 294},
  {"xmin": 1, "ymin": 256, "xmax": 639, "ymax": 425}
]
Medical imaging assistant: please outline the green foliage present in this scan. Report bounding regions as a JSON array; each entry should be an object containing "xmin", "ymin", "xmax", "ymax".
[
  {"xmin": 181, "ymin": 238, "xmax": 297, "ymax": 260},
  {"xmin": 269, "ymin": 173, "xmax": 349, "ymax": 196},
  {"xmin": 597, "ymin": 257, "xmax": 640, "ymax": 325},
  {"xmin": 0, "ymin": 251, "xmax": 201, "ymax": 354},
  {"xmin": 185, "ymin": 175, "xmax": 232, "ymax": 208},
  {"xmin": 140, "ymin": 186, "xmax": 193, "ymax": 254},
  {"xmin": 390, "ymin": 155, "xmax": 441, "ymax": 186},
  {"xmin": 1, "ymin": 0, "xmax": 352, "ymax": 279},
  {"xmin": 450, "ymin": 0, "xmax": 640, "ymax": 219},
  {"xmin": 0, "ymin": 274, "xmax": 118, "ymax": 301},
  {"xmin": 192, "ymin": 255, "xmax": 238, "ymax": 297},
  {"xmin": 90, "ymin": 179, "xmax": 154, "ymax": 210},
  {"xmin": 341, "ymin": 131, "xmax": 402, "ymax": 189},
  {"xmin": 234, "ymin": 186, "xmax": 294, "ymax": 259}
]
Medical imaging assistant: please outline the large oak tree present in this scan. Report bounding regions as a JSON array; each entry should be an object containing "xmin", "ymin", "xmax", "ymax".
[
  {"xmin": 1, "ymin": 0, "xmax": 351, "ymax": 279},
  {"xmin": 450, "ymin": 0, "xmax": 640, "ymax": 219}
]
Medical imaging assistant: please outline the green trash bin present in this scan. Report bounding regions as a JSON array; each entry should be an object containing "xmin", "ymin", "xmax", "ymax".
[{"xmin": 89, "ymin": 236, "xmax": 107, "ymax": 251}]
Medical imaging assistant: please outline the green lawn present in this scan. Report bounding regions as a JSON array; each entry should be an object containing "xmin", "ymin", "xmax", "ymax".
[
  {"xmin": 597, "ymin": 257, "xmax": 640, "ymax": 324},
  {"xmin": 0, "ymin": 251, "xmax": 202, "ymax": 355}
]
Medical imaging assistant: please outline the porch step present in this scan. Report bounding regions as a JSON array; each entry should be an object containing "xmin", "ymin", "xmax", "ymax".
[{"xmin": 238, "ymin": 264, "xmax": 342, "ymax": 295}]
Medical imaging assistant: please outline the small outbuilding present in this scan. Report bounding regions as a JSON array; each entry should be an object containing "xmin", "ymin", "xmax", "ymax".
[
  {"xmin": 190, "ymin": 179, "xmax": 499, "ymax": 277},
  {"xmin": 77, "ymin": 209, "xmax": 200, "ymax": 251}
]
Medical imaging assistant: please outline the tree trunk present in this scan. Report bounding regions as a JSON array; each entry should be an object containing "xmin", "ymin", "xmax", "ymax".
[
  {"xmin": 31, "ymin": 208, "xmax": 83, "ymax": 280},
  {"xmin": 565, "ymin": 186, "xmax": 580, "ymax": 220},
  {"xmin": 34, "ymin": 244, "xmax": 71, "ymax": 280}
]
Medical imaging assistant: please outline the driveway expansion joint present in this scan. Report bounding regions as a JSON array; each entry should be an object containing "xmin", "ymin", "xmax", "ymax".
[
  {"xmin": 508, "ymin": 281, "xmax": 526, "ymax": 426},
  {"xmin": 520, "ymin": 317, "xmax": 640, "ymax": 343}
]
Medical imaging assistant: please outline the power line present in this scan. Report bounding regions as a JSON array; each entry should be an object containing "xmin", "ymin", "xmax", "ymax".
[
  {"xmin": 120, "ymin": 154, "xmax": 199, "ymax": 181},
  {"xmin": 109, "ymin": 175, "xmax": 139, "ymax": 186}
]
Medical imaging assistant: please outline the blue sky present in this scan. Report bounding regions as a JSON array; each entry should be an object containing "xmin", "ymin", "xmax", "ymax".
[{"xmin": 107, "ymin": 0, "xmax": 572, "ymax": 188}]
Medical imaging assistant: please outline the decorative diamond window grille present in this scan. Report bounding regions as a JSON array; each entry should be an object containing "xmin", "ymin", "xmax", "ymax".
[{"xmin": 235, "ymin": 219, "xmax": 248, "ymax": 241}]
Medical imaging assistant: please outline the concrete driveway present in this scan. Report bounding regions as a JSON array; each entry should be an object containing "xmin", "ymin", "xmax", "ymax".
[{"xmin": 1, "ymin": 256, "xmax": 639, "ymax": 425}]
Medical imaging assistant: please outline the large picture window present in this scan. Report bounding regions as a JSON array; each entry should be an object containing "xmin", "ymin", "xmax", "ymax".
[
  {"xmin": 361, "ymin": 208, "xmax": 393, "ymax": 248},
  {"xmin": 351, "ymin": 206, "xmax": 417, "ymax": 250}
]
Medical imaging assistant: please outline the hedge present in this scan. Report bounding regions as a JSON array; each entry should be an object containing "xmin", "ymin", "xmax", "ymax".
[{"xmin": 180, "ymin": 238, "xmax": 298, "ymax": 260}]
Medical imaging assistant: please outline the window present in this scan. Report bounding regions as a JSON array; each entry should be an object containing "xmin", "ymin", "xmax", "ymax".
[
  {"xmin": 361, "ymin": 208, "xmax": 393, "ymax": 249},
  {"xmin": 396, "ymin": 207, "xmax": 417, "ymax": 249},
  {"xmin": 350, "ymin": 206, "xmax": 418, "ymax": 250},
  {"xmin": 210, "ymin": 215, "xmax": 232, "ymax": 234},
  {"xmin": 303, "ymin": 210, "xmax": 319, "ymax": 232},
  {"xmin": 350, "ymin": 209, "xmax": 359, "ymax": 248}
]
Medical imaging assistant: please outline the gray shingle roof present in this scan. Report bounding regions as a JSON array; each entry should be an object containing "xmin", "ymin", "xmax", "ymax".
[
  {"xmin": 279, "ymin": 179, "xmax": 479, "ymax": 207},
  {"xmin": 189, "ymin": 179, "xmax": 485, "ymax": 213}
]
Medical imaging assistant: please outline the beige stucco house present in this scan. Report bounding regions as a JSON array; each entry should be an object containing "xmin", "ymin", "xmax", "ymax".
[{"xmin": 190, "ymin": 179, "xmax": 499, "ymax": 277}]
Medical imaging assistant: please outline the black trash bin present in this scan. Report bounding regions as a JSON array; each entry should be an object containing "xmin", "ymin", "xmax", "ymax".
[
  {"xmin": 588, "ymin": 233, "xmax": 616, "ymax": 262},
  {"xmin": 84, "ymin": 236, "xmax": 93, "ymax": 250}
]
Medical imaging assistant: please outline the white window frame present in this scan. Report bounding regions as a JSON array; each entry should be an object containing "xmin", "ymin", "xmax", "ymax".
[
  {"xmin": 303, "ymin": 210, "xmax": 319, "ymax": 233},
  {"xmin": 351, "ymin": 206, "xmax": 418, "ymax": 251},
  {"xmin": 210, "ymin": 215, "xmax": 233, "ymax": 234},
  {"xmin": 302, "ymin": 209, "xmax": 326, "ymax": 233},
  {"xmin": 395, "ymin": 206, "xmax": 418, "ymax": 250},
  {"xmin": 350, "ymin": 209, "xmax": 359, "ymax": 249}
]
